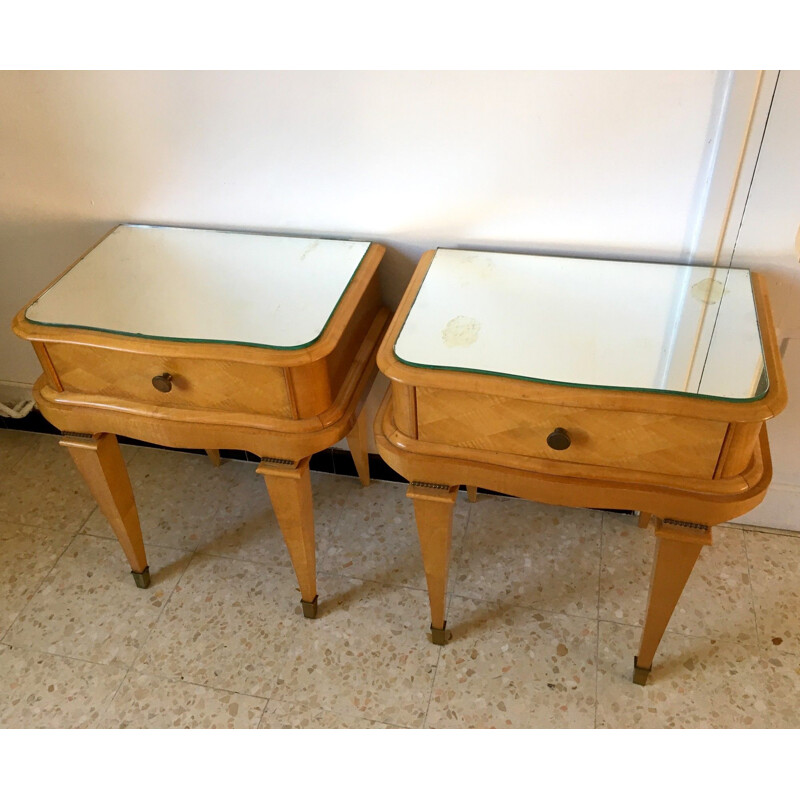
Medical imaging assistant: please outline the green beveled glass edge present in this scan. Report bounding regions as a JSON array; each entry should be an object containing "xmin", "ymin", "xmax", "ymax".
[
  {"xmin": 392, "ymin": 354, "xmax": 770, "ymax": 403},
  {"xmin": 24, "ymin": 226, "xmax": 373, "ymax": 352},
  {"xmin": 392, "ymin": 254, "xmax": 770, "ymax": 404}
]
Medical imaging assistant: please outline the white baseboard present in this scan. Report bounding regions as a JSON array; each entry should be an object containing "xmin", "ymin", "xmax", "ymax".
[
  {"xmin": 735, "ymin": 482, "xmax": 800, "ymax": 532},
  {"xmin": 0, "ymin": 380, "xmax": 34, "ymax": 406}
]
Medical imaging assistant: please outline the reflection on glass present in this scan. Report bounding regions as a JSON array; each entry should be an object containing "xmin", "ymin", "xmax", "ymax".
[
  {"xmin": 394, "ymin": 249, "xmax": 767, "ymax": 402},
  {"xmin": 25, "ymin": 225, "xmax": 371, "ymax": 349}
]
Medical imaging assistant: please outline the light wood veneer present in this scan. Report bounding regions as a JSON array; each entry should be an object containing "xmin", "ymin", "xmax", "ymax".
[{"xmin": 375, "ymin": 250, "xmax": 786, "ymax": 683}]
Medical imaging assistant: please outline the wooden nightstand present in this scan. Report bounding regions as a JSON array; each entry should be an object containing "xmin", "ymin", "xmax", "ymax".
[
  {"xmin": 375, "ymin": 248, "xmax": 786, "ymax": 683},
  {"xmin": 13, "ymin": 224, "xmax": 389, "ymax": 620}
]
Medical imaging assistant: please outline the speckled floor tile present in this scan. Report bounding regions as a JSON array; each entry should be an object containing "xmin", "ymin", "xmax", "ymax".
[
  {"xmin": 0, "ymin": 644, "xmax": 126, "ymax": 728},
  {"xmin": 595, "ymin": 621, "xmax": 766, "ymax": 728},
  {"xmin": 97, "ymin": 672, "xmax": 266, "ymax": 728},
  {"xmin": 116, "ymin": 442, "xmax": 166, "ymax": 464},
  {"xmin": 3, "ymin": 433, "xmax": 797, "ymax": 730},
  {"xmin": 81, "ymin": 447, "xmax": 248, "ymax": 551},
  {"xmin": 750, "ymin": 651, "xmax": 800, "ymax": 728},
  {"xmin": 747, "ymin": 530, "xmax": 800, "ymax": 656},
  {"xmin": 260, "ymin": 699, "xmax": 393, "ymax": 729},
  {"xmin": 200, "ymin": 465, "xmax": 352, "ymax": 569},
  {"xmin": 0, "ymin": 520, "xmax": 75, "ymax": 637},
  {"xmin": 0, "ymin": 433, "xmax": 97, "ymax": 532},
  {"xmin": 317, "ymin": 479, "xmax": 469, "ymax": 591},
  {"xmin": 451, "ymin": 496, "xmax": 602, "ymax": 619},
  {"xmin": 426, "ymin": 596, "xmax": 597, "ymax": 728},
  {"xmin": 3, "ymin": 535, "xmax": 190, "ymax": 666},
  {"xmin": 599, "ymin": 515, "xmax": 758, "ymax": 644},
  {"xmin": 270, "ymin": 576, "xmax": 440, "ymax": 728},
  {"xmin": 0, "ymin": 429, "xmax": 35, "ymax": 474},
  {"xmin": 135, "ymin": 553, "xmax": 299, "ymax": 697}
]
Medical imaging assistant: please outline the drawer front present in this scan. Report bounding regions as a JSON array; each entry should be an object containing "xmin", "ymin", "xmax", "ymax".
[
  {"xmin": 47, "ymin": 343, "xmax": 293, "ymax": 418},
  {"xmin": 415, "ymin": 387, "xmax": 727, "ymax": 479}
]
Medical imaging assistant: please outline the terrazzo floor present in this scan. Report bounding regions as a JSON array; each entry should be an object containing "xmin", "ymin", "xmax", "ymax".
[{"xmin": 1, "ymin": 428, "xmax": 799, "ymax": 729}]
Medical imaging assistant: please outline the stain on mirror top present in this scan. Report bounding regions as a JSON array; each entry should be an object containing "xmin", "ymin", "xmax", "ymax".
[{"xmin": 394, "ymin": 249, "xmax": 767, "ymax": 402}]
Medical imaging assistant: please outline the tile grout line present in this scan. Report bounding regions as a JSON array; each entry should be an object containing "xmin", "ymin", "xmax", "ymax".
[
  {"xmin": 314, "ymin": 493, "xmax": 471, "ymax": 597},
  {"xmin": 316, "ymin": 568, "xmax": 429, "ymax": 597},
  {"xmin": 308, "ymin": 482, "xmax": 466, "ymax": 730},
  {"xmin": 741, "ymin": 529, "xmax": 764, "ymax": 653},
  {"xmin": 257, "ymin": 697, "xmax": 406, "ymax": 730},
  {"xmin": 133, "ymin": 666, "xmax": 273, "ymax": 701},
  {"xmin": 321, "ymin": 476, "xmax": 379, "ymax": 561},
  {"xmin": 256, "ymin": 698, "xmax": 272, "ymax": 729},
  {"xmin": 595, "ymin": 513, "xmax": 609, "ymax": 729},
  {"xmin": 420, "ymin": 638, "xmax": 443, "ymax": 729},
  {"xmin": 593, "ymin": 618, "xmax": 600, "ymax": 730},
  {"xmin": 1, "ymin": 639, "xmax": 133, "ymax": 729},
  {"xmin": 116, "ymin": 453, "xmax": 298, "ymax": 720},
  {"xmin": 735, "ymin": 523, "xmax": 800, "ymax": 539},
  {"xmin": 123, "ymin": 445, "xmax": 143, "ymax": 468},
  {"xmin": 0, "ymin": 639, "xmax": 129, "ymax": 668},
  {"xmin": 0, "ymin": 531, "xmax": 78, "ymax": 646},
  {"xmin": 123, "ymin": 549, "xmax": 304, "ymax": 714},
  {"xmin": 127, "ymin": 550, "xmax": 200, "ymax": 675},
  {"xmin": 76, "ymin": 504, "xmax": 102, "ymax": 530},
  {"xmin": 445, "ymin": 591, "xmax": 601, "ymax": 627},
  {"xmin": 94, "ymin": 665, "xmax": 133, "ymax": 729},
  {"xmin": 71, "ymin": 479, "xmax": 198, "ymax": 720},
  {"xmin": 2, "ymin": 525, "xmax": 196, "ymax": 727},
  {"xmin": 0, "ymin": 430, "xmax": 38, "ymax": 473},
  {"xmin": 443, "ymin": 497, "xmax": 471, "ymax": 619},
  {"xmin": 204, "ymin": 461, "xmax": 263, "ymax": 542},
  {"xmin": 99, "ymin": 664, "xmax": 274, "ymax": 729}
]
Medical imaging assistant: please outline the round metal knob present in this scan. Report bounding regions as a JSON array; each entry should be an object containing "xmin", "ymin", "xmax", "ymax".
[
  {"xmin": 546, "ymin": 427, "xmax": 571, "ymax": 451},
  {"xmin": 152, "ymin": 373, "xmax": 173, "ymax": 393}
]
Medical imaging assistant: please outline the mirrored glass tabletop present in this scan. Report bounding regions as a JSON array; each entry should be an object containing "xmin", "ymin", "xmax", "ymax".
[
  {"xmin": 25, "ymin": 225, "xmax": 372, "ymax": 349},
  {"xmin": 393, "ymin": 249, "xmax": 768, "ymax": 401}
]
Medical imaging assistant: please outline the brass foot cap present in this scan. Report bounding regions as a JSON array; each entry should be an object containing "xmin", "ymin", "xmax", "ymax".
[
  {"xmin": 430, "ymin": 623, "xmax": 452, "ymax": 646},
  {"xmin": 632, "ymin": 656, "xmax": 651, "ymax": 686},
  {"xmin": 131, "ymin": 567, "xmax": 151, "ymax": 589},
  {"xmin": 301, "ymin": 596, "xmax": 319, "ymax": 619}
]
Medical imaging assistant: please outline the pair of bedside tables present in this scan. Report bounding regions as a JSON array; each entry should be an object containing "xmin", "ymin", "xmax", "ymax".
[{"xmin": 13, "ymin": 225, "xmax": 786, "ymax": 685}]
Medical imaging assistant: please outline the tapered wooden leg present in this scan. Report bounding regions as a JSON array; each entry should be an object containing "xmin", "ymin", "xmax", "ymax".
[
  {"xmin": 638, "ymin": 511, "xmax": 652, "ymax": 529},
  {"xmin": 407, "ymin": 482, "xmax": 458, "ymax": 644},
  {"xmin": 256, "ymin": 456, "xmax": 318, "ymax": 618},
  {"xmin": 466, "ymin": 485, "xmax": 478, "ymax": 503},
  {"xmin": 60, "ymin": 433, "xmax": 149, "ymax": 588},
  {"xmin": 345, "ymin": 406, "xmax": 371, "ymax": 487},
  {"xmin": 205, "ymin": 448, "xmax": 222, "ymax": 467},
  {"xmin": 634, "ymin": 519, "xmax": 713, "ymax": 684}
]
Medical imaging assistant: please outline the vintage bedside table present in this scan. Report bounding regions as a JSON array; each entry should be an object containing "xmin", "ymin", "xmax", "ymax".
[
  {"xmin": 375, "ymin": 248, "xmax": 786, "ymax": 684},
  {"xmin": 13, "ymin": 224, "xmax": 389, "ymax": 619}
]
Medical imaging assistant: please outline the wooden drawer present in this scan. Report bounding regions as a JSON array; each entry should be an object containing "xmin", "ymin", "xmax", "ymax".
[
  {"xmin": 46, "ymin": 342, "xmax": 294, "ymax": 418},
  {"xmin": 36, "ymin": 269, "xmax": 384, "ymax": 423},
  {"xmin": 415, "ymin": 387, "xmax": 727, "ymax": 479}
]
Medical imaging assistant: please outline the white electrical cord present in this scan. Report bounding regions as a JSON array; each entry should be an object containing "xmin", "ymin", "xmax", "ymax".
[{"xmin": 0, "ymin": 399, "xmax": 35, "ymax": 419}]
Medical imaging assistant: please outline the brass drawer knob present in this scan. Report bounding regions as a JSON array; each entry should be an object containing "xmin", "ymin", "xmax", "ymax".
[
  {"xmin": 152, "ymin": 373, "xmax": 173, "ymax": 393},
  {"xmin": 547, "ymin": 427, "xmax": 571, "ymax": 450}
]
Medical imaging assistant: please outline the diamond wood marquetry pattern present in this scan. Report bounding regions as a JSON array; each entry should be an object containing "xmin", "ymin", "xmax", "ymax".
[
  {"xmin": 415, "ymin": 387, "xmax": 727, "ymax": 478},
  {"xmin": 46, "ymin": 343, "xmax": 294, "ymax": 418}
]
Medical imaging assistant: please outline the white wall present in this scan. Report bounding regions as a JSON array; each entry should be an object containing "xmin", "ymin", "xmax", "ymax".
[
  {"xmin": 730, "ymin": 71, "xmax": 800, "ymax": 530},
  {"xmin": 1, "ymin": 70, "xmax": 725, "ymax": 392}
]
